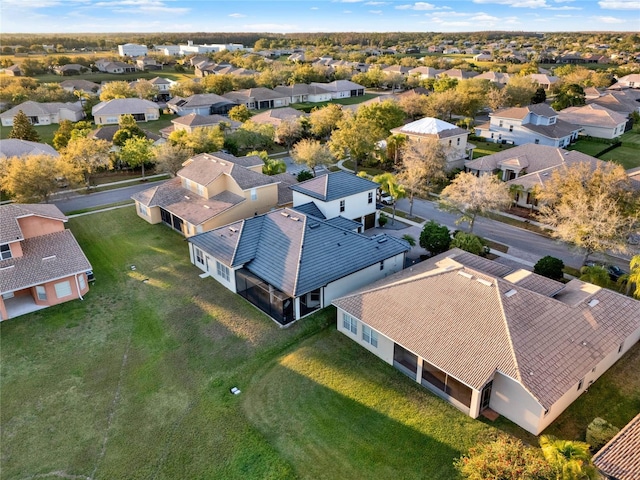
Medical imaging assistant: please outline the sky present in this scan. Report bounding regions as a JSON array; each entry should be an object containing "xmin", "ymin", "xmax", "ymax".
[{"xmin": 1, "ymin": 0, "xmax": 639, "ymax": 34}]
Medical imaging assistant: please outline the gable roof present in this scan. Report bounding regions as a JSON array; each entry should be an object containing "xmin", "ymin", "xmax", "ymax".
[
  {"xmin": 89, "ymin": 125, "xmax": 160, "ymax": 142},
  {"xmin": 273, "ymin": 84, "xmax": 332, "ymax": 96},
  {"xmin": 491, "ymin": 104, "xmax": 558, "ymax": 120},
  {"xmin": 178, "ymin": 153, "xmax": 276, "ymax": 189},
  {"xmin": 251, "ymin": 107, "xmax": 308, "ymax": 126},
  {"xmin": 333, "ymin": 249, "xmax": 640, "ymax": 408},
  {"xmin": 189, "ymin": 208, "xmax": 409, "ymax": 297},
  {"xmin": 290, "ymin": 171, "xmax": 379, "ymax": 202},
  {"xmin": 0, "ymin": 204, "xmax": 67, "ymax": 244},
  {"xmin": 593, "ymin": 414, "xmax": 640, "ymax": 480},
  {"xmin": 171, "ymin": 113, "xmax": 241, "ymax": 129},
  {"xmin": 168, "ymin": 93, "xmax": 237, "ymax": 109},
  {"xmin": 0, "ymin": 139, "xmax": 59, "ymax": 159},
  {"xmin": 310, "ymin": 80, "xmax": 364, "ymax": 92},
  {"xmin": 223, "ymin": 87, "xmax": 287, "ymax": 102}
]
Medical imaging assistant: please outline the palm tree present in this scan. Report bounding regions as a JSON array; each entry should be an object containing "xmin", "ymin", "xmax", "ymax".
[
  {"xmin": 373, "ymin": 172, "xmax": 406, "ymax": 225},
  {"xmin": 618, "ymin": 255, "xmax": 640, "ymax": 299},
  {"xmin": 539, "ymin": 435, "xmax": 599, "ymax": 480},
  {"xmin": 579, "ymin": 265, "xmax": 611, "ymax": 288}
]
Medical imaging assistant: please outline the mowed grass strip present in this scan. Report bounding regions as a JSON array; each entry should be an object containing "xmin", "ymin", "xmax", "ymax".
[{"xmin": 243, "ymin": 329, "xmax": 496, "ymax": 480}]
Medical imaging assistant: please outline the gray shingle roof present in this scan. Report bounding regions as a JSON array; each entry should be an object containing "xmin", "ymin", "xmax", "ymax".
[
  {"xmin": 290, "ymin": 171, "xmax": 379, "ymax": 202},
  {"xmin": 522, "ymin": 118, "xmax": 580, "ymax": 140},
  {"xmin": 0, "ymin": 101, "xmax": 83, "ymax": 119},
  {"xmin": 168, "ymin": 93, "xmax": 237, "ymax": 109},
  {"xmin": 0, "ymin": 204, "xmax": 67, "ymax": 244},
  {"xmin": 492, "ymin": 104, "xmax": 558, "ymax": 120},
  {"xmin": 558, "ymin": 104, "xmax": 628, "ymax": 128},
  {"xmin": 0, "ymin": 230, "xmax": 92, "ymax": 294},
  {"xmin": 171, "ymin": 113, "xmax": 241, "ymax": 129},
  {"xmin": 0, "ymin": 139, "xmax": 59, "ymax": 159},
  {"xmin": 189, "ymin": 208, "xmax": 409, "ymax": 297},
  {"xmin": 333, "ymin": 250, "xmax": 640, "ymax": 408},
  {"xmin": 593, "ymin": 414, "xmax": 640, "ymax": 480},
  {"xmin": 92, "ymin": 98, "xmax": 158, "ymax": 116}
]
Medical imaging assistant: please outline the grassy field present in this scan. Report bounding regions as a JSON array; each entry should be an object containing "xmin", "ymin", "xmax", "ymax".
[
  {"xmin": 472, "ymin": 141, "xmax": 514, "ymax": 158},
  {"xmin": 599, "ymin": 145, "xmax": 640, "ymax": 170},
  {"xmin": 567, "ymin": 139, "xmax": 611, "ymax": 157},
  {"xmin": 2, "ymin": 207, "xmax": 640, "ymax": 479},
  {"xmin": 0, "ymin": 122, "xmax": 58, "ymax": 143},
  {"xmin": 290, "ymin": 93, "xmax": 380, "ymax": 111}
]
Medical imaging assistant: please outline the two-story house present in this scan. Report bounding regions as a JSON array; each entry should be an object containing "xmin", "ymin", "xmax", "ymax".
[
  {"xmin": 290, "ymin": 171, "xmax": 380, "ymax": 232},
  {"xmin": 390, "ymin": 117, "xmax": 474, "ymax": 170},
  {"xmin": 187, "ymin": 208, "xmax": 409, "ymax": 326},
  {"xmin": 0, "ymin": 204, "xmax": 92, "ymax": 321},
  {"xmin": 475, "ymin": 104, "xmax": 580, "ymax": 148},
  {"xmin": 131, "ymin": 152, "xmax": 280, "ymax": 236}
]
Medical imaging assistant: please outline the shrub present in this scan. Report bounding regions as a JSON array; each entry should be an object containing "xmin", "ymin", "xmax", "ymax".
[
  {"xmin": 419, "ymin": 220, "xmax": 451, "ymax": 256},
  {"xmin": 402, "ymin": 234, "xmax": 416, "ymax": 247},
  {"xmin": 296, "ymin": 170, "xmax": 314, "ymax": 182},
  {"xmin": 451, "ymin": 231, "xmax": 487, "ymax": 256},
  {"xmin": 586, "ymin": 418, "xmax": 619, "ymax": 451},
  {"xmin": 533, "ymin": 256, "xmax": 565, "ymax": 281},
  {"xmin": 378, "ymin": 213, "xmax": 388, "ymax": 227}
]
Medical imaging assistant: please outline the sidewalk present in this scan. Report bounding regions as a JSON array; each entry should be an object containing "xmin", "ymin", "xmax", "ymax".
[{"xmin": 50, "ymin": 173, "xmax": 168, "ymax": 199}]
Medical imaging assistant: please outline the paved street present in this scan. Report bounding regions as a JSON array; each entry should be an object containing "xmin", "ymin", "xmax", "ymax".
[{"xmin": 52, "ymin": 180, "xmax": 166, "ymax": 213}]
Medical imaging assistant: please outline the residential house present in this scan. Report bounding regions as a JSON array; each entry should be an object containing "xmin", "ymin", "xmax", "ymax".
[
  {"xmin": 118, "ymin": 43, "xmax": 148, "ymax": 57},
  {"xmin": 390, "ymin": 117, "xmax": 473, "ymax": 170},
  {"xmin": 474, "ymin": 71, "xmax": 510, "ymax": 84},
  {"xmin": 161, "ymin": 113, "xmax": 241, "ymax": 137},
  {"xmin": 593, "ymin": 414, "xmax": 640, "ymax": 480},
  {"xmin": 59, "ymin": 79, "xmax": 101, "ymax": 95},
  {"xmin": 148, "ymin": 76, "xmax": 173, "ymax": 101},
  {"xmin": 92, "ymin": 98, "xmax": 159, "ymax": 125},
  {"xmin": 250, "ymin": 107, "xmax": 308, "ymax": 130},
  {"xmin": 136, "ymin": 56, "xmax": 162, "ymax": 71},
  {"xmin": 473, "ymin": 53, "xmax": 493, "ymax": 61},
  {"xmin": 475, "ymin": 104, "xmax": 580, "ymax": 148},
  {"xmin": 437, "ymin": 69, "xmax": 478, "ymax": 80},
  {"xmin": 187, "ymin": 207, "xmax": 409, "ymax": 326},
  {"xmin": 616, "ymin": 73, "xmax": 640, "ymax": 89},
  {"xmin": 89, "ymin": 125, "xmax": 163, "ymax": 147},
  {"xmin": 168, "ymin": 93, "xmax": 238, "ymax": 116},
  {"xmin": 382, "ymin": 65, "xmax": 413, "ymax": 77},
  {"xmin": 0, "ymin": 204, "xmax": 92, "ymax": 321},
  {"xmin": 583, "ymin": 86, "xmax": 603, "ymax": 100},
  {"xmin": 333, "ymin": 249, "xmax": 640, "ymax": 435},
  {"xmin": 273, "ymin": 84, "xmax": 333, "ymax": 104},
  {"xmin": 589, "ymin": 89, "xmax": 640, "ymax": 116},
  {"xmin": 53, "ymin": 64, "xmax": 89, "ymax": 76},
  {"xmin": 95, "ymin": 59, "xmax": 136, "ymax": 74},
  {"xmin": 131, "ymin": 152, "xmax": 279, "ymax": 237},
  {"xmin": 0, "ymin": 139, "xmax": 59, "ymax": 159},
  {"xmin": 0, "ymin": 101, "xmax": 84, "ymax": 127},
  {"xmin": 526, "ymin": 73, "xmax": 560, "ymax": 90},
  {"xmin": 222, "ymin": 88, "xmax": 289, "ymax": 110},
  {"xmin": 408, "ymin": 66, "xmax": 444, "ymax": 80},
  {"xmin": 558, "ymin": 104, "xmax": 628, "ymax": 139},
  {"xmin": 4, "ymin": 64, "xmax": 22, "ymax": 76},
  {"xmin": 309, "ymin": 80, "xmax": 365, "ymax": 99},
  {"xmin": 290, "ymin": 171, "xmax": 380, "ymax": 232}
]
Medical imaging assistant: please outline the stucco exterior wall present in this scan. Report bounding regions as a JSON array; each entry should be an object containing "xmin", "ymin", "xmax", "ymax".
[
  {"xmin": 17, "ymin": 216, "xmax": 65, "ymax": 239},
  {"xmin": 336, "ymin": 308, "xmax": 395, "ymax": 365},
  {"xmin": 8, "ymin": 240, "xmax": 23, "ymax": 258},
  {"xmin": 292, "ymin": 189, "xmax": 377, "ymax": 223},
  {"xmin": 490, "ymin": 372, "xmax": 545, "ymax": 435},
  {"xmin": 576, "ymin": 124, "xmax": 624, "ymax": 139},
  {"xmin": 135, "ymin": 202, "xmax": 162, "ymax": 224},
  {"xmin": 189, "ymin": 244, "xmax": 238, "ymax": 292}
]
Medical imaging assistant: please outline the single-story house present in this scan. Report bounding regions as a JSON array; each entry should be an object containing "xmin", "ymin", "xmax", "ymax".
[
  {"xmin": 92, "ymin": 98, "xmax": 160, "ymax": 125},
  {"xmin": 187, "ymin": 207, "xmax": 410, "ymax": 326},
  {"xmin": 160, "ymin": 113, "xmax": 241, "ymax": 137},
  {"xmin": 95, "ymin": 59, "xmax": 136, "ymax": 74},
  {"xmin": 222, "ymin": 88, "xmax": 289, "ymax": 110},
  {"xmin": 59, "ymin": 79, "xmax": 101, "ymax": 95},
  {"xmin": 131, "ymin": 152, "xmax": 278, "ymax": 237},
  {"xmin": 309, "ymin": 80, "xmax": 365, "ymax": 99},
  {"xmin": 167, "ymin": 94, "xmax": 238, "ymax": 116},
  {"xmin": 616, "ymin": 74, "xmax": 640, "ymax": 89},
  {"xmin": 593, "ymin": 413, "xmax": 640, "ymax": 480},
  {"xmin": 558, "ymin": 104, "xmax": 628, "ymax": 139},
  {"xmin": 333, "ymin": 249, "xmax": 640, "ymax": 435},
  {"xmin": 408, "ymin": 67, "xmax": 444, "ymax": 80},
  {"xmin": 273, "ymin": 84, "xmax": 333, "ymax": 104},
  {"xmin": 0, "ymin": 204, "xmax": 92, "ymax": 321},
  {"xmin": 588, "ymin": 89, "xmax": 640, "ymax": 116},
  {"xmin": 89, "ymin": 125, "xmax": 163, "ymax": 147},
  {"xmin": 437, "ymin": 69, "xmax": 478, "ymax": 80},
  {"xmin": 0, "ymin": 101, "xmax": 84, "ymax": 127},
  {"xmin": 474, "ymin": 71, "xmax": 510, "ymax": 84},
  {"xmin": 4, "ymin": 64, "xmax": 22, "ymax": 76},
  {"xmin": 250, "ymin": 107, "xmax": 309, "ymax": 141},
  {"xmin": 0, "ymin": 139, "xmax": 59, "ymax": 159},
  {"xmin": 391, "ymin": 117, "xmax": 474, "ymax": 170},
  {"xmin": 53, "ymin": 64, "xmax": 89, "ymax": 76},
  {"xmin": 525, "ymin": 74, "xmax": 560, "ymax": 90}
]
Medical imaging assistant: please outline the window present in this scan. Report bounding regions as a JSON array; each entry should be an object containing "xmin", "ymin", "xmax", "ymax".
[
  {"xmin": 448, "ymin": 139, "xmax": 452, "ymax": 146},
  {"xmin": 137, "ymin": 203, "xmax": 148, "ymax": 217},
  {"xmin": 368, "ymin": 192, "xmax": 373, "ymax": 204},
  {"xmin": 197, "ymin": 183, "xmax": 204, "ymax": 196},
  {"xmin": 380, "ymin": 260, "xmax": 384, "ymax": 271},
  {"xmin": 490, "ymin": 133, "xmax": 494, "ymax": 139},
  {"xmin": 342, "ymin": 312, "xmax": 357, "ymax": 334},
  {"xmin": 577, "ymin": 378, "xmax": 584, "ymax": 391},
  {"xmin": 534, "ymin": 138, "xmax": 540, "ymax": 144},
  {"xmin": 250, "ymin": 188, "xmax": 257, "ymax": 201},
  {"xmin": 78, "ymin": 274, "xmax": 86, "ymax": 290},
  {"xmin": 509, "ymin": 125, "xmax": 513, "ymax": 132},
  {"xmin": 36, "ymin": 285, "xmax": 47, "ymax": 301},
  {"xmin": 362, "ymin": 325, "xmax": 378, "ymax": 347},
  {"xmin": 216, "ymin": 261, "xmax": 230, "ymax": 281},
  {"xmin": 0, "ymin": 244, "xmax": 11, "ymax": 260},
  {"xmin": 339, "ymin": 200, "xmax": 345, "ymax": 212},
  {"xmin": 194, "ymin": 247, "xmax": 204, "ymax": 265},
  {"xmin": 499, "ymin": 120, "xmax": 503, "ymax": 127},
  {"xmin": 54, "ymin": 280, "xmax": 72, "ymax": 299},
  {"xmin": 456, "ymin": 137, "xmax": 460, "ymax": 146}
]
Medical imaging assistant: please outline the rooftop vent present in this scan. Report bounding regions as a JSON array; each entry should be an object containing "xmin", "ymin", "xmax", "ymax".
[
  {"xmin": 229, "ymin": 227, "xmax": 238, "ymax": 233},
  {"xmin": 42, "ymin": 255, "xmax": 56, "ymax": 261},
  {"xmin": 308, "ymin": 223, "xmax": 320, "ymax": 229},
  {"xmin": 280, "ymin": 212, "xmax": 290, "ymax": 217},
  {"xmin": 476, "ymin": 278, "xmax": 492, "ymax": 287},
  {"xmin": 184, "ymin": 195, "xmax": 190, "ymax": 200},
  {"xmin": 291, "ymin": 216, "xmax": 299, "ymax": 221},
  {"xmin": 457, "ymin": 271, "xmax": 473, "ymax": 279},
  {"xmin": 203, "ymin": 205, "xmax": 210, "ymax": 209},
  {"xmin": 377, "ymin": 237, "xmax": 388, "ymax": 243},
  {"xmin": 588, "ymin": 299, "xmax": 600, "ymax": 307},
  {"xmin": 505, "ymin": 289, "xmax": 518, "ymax": 297}
]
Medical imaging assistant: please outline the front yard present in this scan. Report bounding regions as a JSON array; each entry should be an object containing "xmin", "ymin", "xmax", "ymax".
[{"xmin": 1, "ymin": 207, "xmax": 639, "ymax": 479}]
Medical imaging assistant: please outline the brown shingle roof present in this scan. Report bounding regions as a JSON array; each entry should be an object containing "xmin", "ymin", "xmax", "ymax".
[
  {"xmin": 0, "ymin": 204, "xmax": 67, "ymax": 244},
  {"xmin": 492, "ymin": 104, "xmax": 558, "ymax": 120},
  {"xmin": 178, "ymin": 153, "xmax": 277, "ymax": 189},
  {"xmin": 593, "ymin": 414, "xmax": 640, "ymax": 480}
]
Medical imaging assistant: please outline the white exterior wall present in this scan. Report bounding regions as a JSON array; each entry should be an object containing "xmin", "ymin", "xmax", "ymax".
[
  {"xmin": 118, "ymin": 44, "xmax": 148, "ymax": 57},
  {"xmin": 336, "ymin": 308, "xmax": 395, "ymax": 365},
  {"xmin": 490, "ymin": 372, "xmax": 545, "ymax": 435},
  {"xmin": 292, "ymin": 190, "xmax": 377, "ymax": 223},
  {"xmin": 188, "ymin": 244, "xmax": 238, "ymax": 293},
  {"xmin": 576, "ymin": 123, "xmax": 625, "ymax": 139},
  {"xmin": 323, "ymin": 252, "xmax": 405, "ymax": 305},
  {"xmin": 308, "ymin": 93, "xmax": 333, "ymax": 103}
]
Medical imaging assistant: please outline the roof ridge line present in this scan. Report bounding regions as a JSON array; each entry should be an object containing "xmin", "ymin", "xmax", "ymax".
[
  {"xmin": 230, "ymin": 219, "xmax": 246, "ymax": 266},
  {"xmin": 291, "ymin": 213, "xmax": 307, "ymax": 297},
  {"xmin": 494, "ymin": 281, "xmax": 524, "ymax": 385}
]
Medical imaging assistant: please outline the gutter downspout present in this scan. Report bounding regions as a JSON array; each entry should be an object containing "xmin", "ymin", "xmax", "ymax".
[{"xmin": 75, "ymin": 273, "xmax": 84, "ymax": 300}]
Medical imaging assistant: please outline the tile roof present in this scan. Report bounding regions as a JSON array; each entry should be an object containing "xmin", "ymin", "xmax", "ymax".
[
  {"xmin": 559, "ymin": 104, "xmax": 627, "ymax": 128},
  {"xmin": 491, "ymin": 104, "xmax": 558, "ymax": 120},
  {"xmin": 178, "ymin": 153, "xmax": 276, "ymax": 190},
  {"xmin": 0, "ymin": 101, "xmax": 83, "ymax": 119},
  {"xmin": 292, "ymin": 202, "xmax": 326, "ymax": 219},
  {"xmin": 0, "ymin": 139, "xmax": 59, "ymax": 159},
  {"xmin": 333, "ymin": 249, "xmax": 640, "ymax": 408},
  {"xmin": 593, "ymin": 414, "xmax": 640, "ymax": 480},
  {"xmin": 0, "ymin": 230, "xmax": 92, "ymax": 293},
  {"xmin": 391, "ymin": 117, "xmax": 468, "ymax": 139},
  {"xmin": 290, "ymin": 171, "xmax": 379, "ymax": 202},
  {"xmin": 270, "ymin": 173, "xmax": 298, "ymax": 206},
  {"xmin": 189, "ymin": 208, "xmax": 409, "ymax": 297},
  {"xmin": 92, "ymin": 98, "xmax": 158, "ymax": 116},
  {"xmin": 0, "ymin": 204, "xmax": 67, "ymax": 244}
]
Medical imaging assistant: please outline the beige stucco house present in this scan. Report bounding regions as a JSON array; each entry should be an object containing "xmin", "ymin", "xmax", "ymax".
[
  {"xmin": 1, "ymin": 204, "xmax": 92, "ymax": 321},
  {"xmin": 92, "ymin": 98, "xmax": 160, "ymax": 125},
  {"xmin": 0, "ymin": 101, "xmax": 84, "ymax": 127},
  {"xmin": 131, "ymin": 152, "xmax": 279, "ymax": 237},
  {"xmin": 333, "ymin": 249, "xmax": 640, "ymax": 435}
]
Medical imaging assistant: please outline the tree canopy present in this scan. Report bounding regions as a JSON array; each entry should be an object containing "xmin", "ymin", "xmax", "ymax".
[
  {"xmin": 9, "ymin": 110, "xmax": 40, "ymax": 142},
  {"xmin": 291, "ymin": 139, "xmax": 334, "ymax": 177},
  {"xmin": 0, "ymin": 155, "xmax": 62, "ymax": 203}
]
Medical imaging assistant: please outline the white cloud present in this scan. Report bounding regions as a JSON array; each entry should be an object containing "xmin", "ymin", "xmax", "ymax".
[
  {"xmin": 546, "ymin": 5, "xmax": 581, "ymax": 9},
  {"xmin": 592, "ymin": 15, "xmax": 626, "ymax": 22},
  {"xmin": 554, "ymin": 14, "xmax": 572, "ymax": 16},
  {"xmin": 470, "ymin": 13, "xmax": 500, "ymax": 21},
  {"xmin": 364, "ymin": 1, "xmax": 390, "ymax": 4},
  {"xmin": 472, "ymin": 0, "xmax": 549, "ymax": 7},
  {"xmin": 369, "ymin": 9, "xmax": 383, "ymax": 13},
  {"xmin": 598, "ymin": 0, "xmax": 640, "ymax": 9},
  {"xmin": 229, "ymin": 13, "xmax": 246, "ymax": 18},
  {"xmin": 310, "ymin": 6, "xmax": 319, "ymax": 9},
  {"xmin": 396, "ymin": 2, "xmax": 436, "ymax": 10}
]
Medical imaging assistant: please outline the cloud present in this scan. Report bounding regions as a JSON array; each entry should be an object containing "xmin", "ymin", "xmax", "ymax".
[
  {"xmin": 554, "ymin": 14, "xmax": 572, "ymax": 16},
  {"xmin": 369, "ymin": 9, "xmax": 383, "ymax": 13},
  {"xmin": 598, "ymin": 0, "xmax": 639, "ymax": 9},
  {"xmin": 592, "ymin": 15, "xmax": 626, "ymax": 22},
  {"xmin": 343, "ymin": 9, "xmax": 352, "ymax": 13},
  {"xmin": 470, "ymin": 13, "xmax": 500, "ymax": 21},
  {"xmin": 546, "ymin": 5, "xmax": 581, "ymax": 9},
  {"xmin": 310, "ymin": 6, "xmax": 319, "ymax": 9},
  {"xmin": 229, "ymin": 13, "xmax": 246, "ymax": 17},
  {"xmin": 364, "ymin": 1, "xmax": 390, "ymax": 4},
  {"xmin": 396, "ymin": 2, "xmax": 436, "ymax": 10},
  {"xmin": 472, "ymin": 0, "xmax": 549, "ymax": 7}
]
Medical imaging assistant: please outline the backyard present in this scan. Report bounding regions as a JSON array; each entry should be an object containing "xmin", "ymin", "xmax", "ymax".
[{"xmin": 1, "ymin": 207, "xmax": 639, "ymax": 479}]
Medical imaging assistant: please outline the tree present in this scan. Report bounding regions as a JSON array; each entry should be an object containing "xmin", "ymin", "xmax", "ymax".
[
  {"xmin": 622, "ymin": 255, "xmax": 640, "ymax": 299},
  {"xmin": 262, "ymin": 158, "xmax": 287, "ymax": 175},
  {"xmin": 296, "ymin": 170, "xmax": 314, "ymax": 182},
  {"xmin": 329, "ymin": 113, "xmax": 385, "ymax": 173},
  {"xmin": 0, "ymin": 155, "xmax": 62, "ymax": 203},
  {"xmin": 424, "ymin": 89, "xmax": 460, "ymax": 121},
  {"xmin": 455, "ymin": 435, "xmax": 555, "ymax": 480},
  {"xmin": 533, "ymin": 256, "xmax": 565, "ymax": 281},
  {"xmin": 535, "ymin": 162, "xmax": 636, "ymax": 264},
  {"xmin": 226, "ymin": 121, "xmax": 274, "ymax": 153},
  {"xmin": 228, "ymin": 105, "xmax": 251, "ymax": 123},
  {"xmin": 201, "ymin": 74, "xmax": 234, "ymax": 95},
  {"xmin": 99, "ymin": 81, "xmax": 136, "ymax": 101},
  {"xmin": 451, "ymin": 231, "xmax": 488, "ymax": 256},
  {"xmin": 539, "ymin": 435, "xmax": 599, "ymax": 480},
  {"xmin": 169, "ymin": 126, "xmax": 225, "ymax": 154},
  {"xmin": 433, "ymin": 76, "xmax": 458, "ymax": 92},
  {"xmin": 579, "ymin": 265, "xmax": 612, "ymax": 288},
  {"xmin": 134, "ymin": 79, "xmax": 159, "ymax": 100},
  {"xmin": 356, "ymin": 100, "xmax": 405, "ymax": 133},
  {"xmin": 586, "ymin": 418, "xmax": 620, "ymax": 452},
  {"xmin": 486, "ymin": 86, "xmax": 509, "ymax": 111},
  {"xmin": 440, "ymin": 172, "xmax": 511, "ymax": 233},
  {"xmin": 309, "ymin": 103, "xmax": 343, "ymax": 140},
  {"xmin": 119, "ymin": 137, "xmax": 155, "ymax": 179},
  {"xmin": 398, "ymin": 93, "xmax": 429, "ymax": 120},
  {"xmin": 397, "ymin": 138, "xmax": 447, "ymax": 216},
  {"xmin": 373, "ymin": 172, "xmax": 406, "ymax": 225},
  {"xmin": 505, "ymin": 76, "xmax": 538, "ymax": 107},
  {"xmin": 419, "ymin": 221, "xmax": 451, "ymax": 256},
  {"xmin": 531, "ymin": 87, "xmax": 546, "ymax": 104},
  {"xmin": 291, "ymin": 139, "xmax": 334, "ymax": 177},
  {"xmin": 551, "ymin": 84, "xmax": 585, "ymax": 111},
  {"xmin": 153, "ymin": 142, "xmax": 193, "ymax": 177},
  {"xmin": 8, "ymin": 110, "xmax": 40, "ymax": 142},
  {"xmin": 276, "ymin": 118, "xmax": 304, "ymax": 151},
  {"xmin": 52, "ymin": 119, "xmax": 75, "ymax": 150},
  {"xmin": 113, "ymin": 113, "xmax": 146, "ymax": 146},
  {"xmin": 61, "ymin": 136, "xmax": 112, "ymax": 187},
  {"xmin": 455, "ymin": 79, "xmax": 491, "ymax": 119}
]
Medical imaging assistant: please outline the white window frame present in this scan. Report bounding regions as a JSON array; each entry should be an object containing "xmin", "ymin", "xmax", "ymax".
[
  {"xmin": 216, "ymin": 261, "xmax": 230, "ymax": 282},
  {"xmin": 362, "ymin": 325, "xmax": 378, "ymax": 347},
  {"xmin": 250, "ymin": 188, "xmax": 257, "ymax": 201},
  {"xmin": 0, "ymin": 243, "xmax": 11, "ymax": 260},
  {"xmin": 342, "ymin": 312, "xmax": 357, "ymax": 334},
  {"xmin": 54, "ymin": 280, "xmax": 72, "ymax": 299},
  {"xmin": 339, "ymin": 200, "xmax": 345, "ymax": 212},
  {"xmin": 194, "ymin": 247, "xmax": 204, "ymax": 265}
]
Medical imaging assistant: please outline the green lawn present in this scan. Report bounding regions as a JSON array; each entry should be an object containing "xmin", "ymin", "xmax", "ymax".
[
  {"xmin": 472, "ymin": 141, "xmax": 514, "ymax": 159},
  {"xmin": 599, "ymin": 145, "xmax": 640, "ymax": 170},
  {"xmin": 2, "ymin": 207, "xmax": 639, "ymax": 479},
  {"xmin": 567, "ymin": 139, "xmax": 611, "ymax": 157},
  {"xmin": 0, "ymin": 122, "xmax": 58, "ymax": 144},
  {"xmin": 290, "ymin": 93, "xmax": 380, "ymax": 112},
  {"xmin": 619, "ymin": 129, "xmax": 640, "ymax": 146}
]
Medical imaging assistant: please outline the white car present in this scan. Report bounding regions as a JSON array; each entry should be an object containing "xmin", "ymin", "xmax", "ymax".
[{"xmin": 380, "ymin": 194, "xmax": 394, "ymax": 205}]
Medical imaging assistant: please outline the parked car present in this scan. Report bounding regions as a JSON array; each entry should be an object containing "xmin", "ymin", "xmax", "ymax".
[
  {"xmin": 380, "ymin": 194, "xmax": 394, "ymax": 205},
  {"xmin": 583, "ymin": 261, "xmax": 627, "ymax": 282}
]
